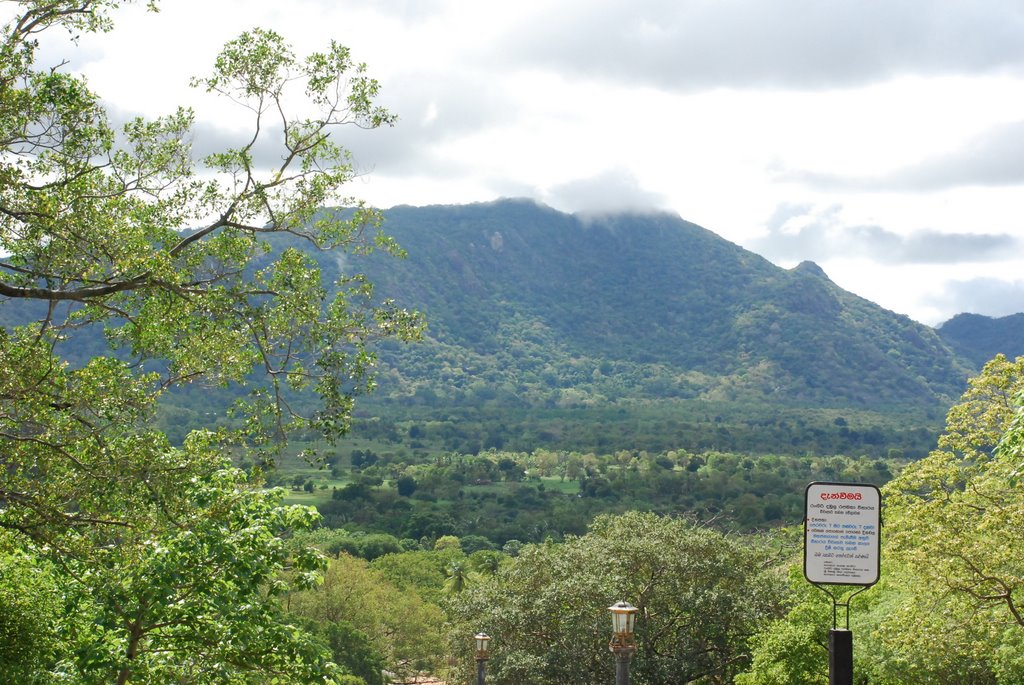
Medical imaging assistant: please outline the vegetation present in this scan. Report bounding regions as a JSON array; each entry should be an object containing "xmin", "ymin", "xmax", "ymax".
[
  {"xmin": 276, "ymin": 354, "xmax": 1017, "ymax": 685},
  {"xmin": 349, "ymin": 200, "xmax": 974, "ymax": 410},
  {"xmin": 347, "ymin": 399, "xmax": 941, "ymax": 458},
  {"xmin": 446, "ymin": 511, "xmax": 788, "ymax": 685},
  {"xmin": 278, "ymin": 447, "xmax": 898, "ymax": 543},
  {"xmin": 937, "ymin": 312, "xmax": 1024, "ymax": 368},
  {"xmin": 10, "ymin": 196, "xmax": 981, "ymax": 458},
  {"xmin": 284, "ymin": 552, "xmax": 445, "ymax": 684},
  {"xmin": 137, "ymin": 197, "xmax": 981, "ymax": 461},
  {"xmin": 0, "ymin": 2, "xmax": 418, "ymax": 682},
  {"xmin": 737, "ymin": 354, "xmax": 1024, "ymax": 684},
  {"xmin": 3, "ymin": 2, "xmax": 1024, "ymax": 684}
]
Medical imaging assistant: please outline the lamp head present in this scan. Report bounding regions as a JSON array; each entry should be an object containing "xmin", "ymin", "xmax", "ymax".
[
  {"xmin": 474, "ymin": 632, "xmax": 491, "ymax": 659},
  {"xmin": 608, "ymin": 601, "xmax": 638, "ymax": 636}
]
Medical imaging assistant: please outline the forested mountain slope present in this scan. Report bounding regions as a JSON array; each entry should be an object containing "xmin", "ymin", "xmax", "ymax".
[
  {"xmin": 339, "ymin": 199, "xmax": 973, "ymax": 411},
  {"xmin": 2, "ymin": 199, "xmax": 986, "ymax": 455},
  {"xmin": 937, "ymin": 312, "xmax": 1024, "ymax": 368}
]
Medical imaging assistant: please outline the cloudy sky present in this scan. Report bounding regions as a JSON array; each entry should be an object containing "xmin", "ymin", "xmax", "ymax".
[{"xmin": 23, "ymin": 0, "xmax": 1024, "ymax": 325}]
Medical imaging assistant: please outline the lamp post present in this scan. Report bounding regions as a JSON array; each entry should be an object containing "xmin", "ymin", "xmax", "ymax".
[
  {"xmin": 474, "ymin": 632, "xmax": 491, "ymax": 685},
  {"xmin": 608, "ymin": 601, "xmax": 639, "ymax": 685}
]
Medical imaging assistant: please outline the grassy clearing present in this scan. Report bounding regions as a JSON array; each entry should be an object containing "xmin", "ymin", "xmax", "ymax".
[
  {"xmin": 280, "ymin": 487, "xmax": 337, "ymax": 507},
  {"xmin": 459, "ymin": 476, "xmax": 580, "ymax": 497},
  {"xmin": 538, "ymin": 476, "xmax": 581, "ymax": 495}
]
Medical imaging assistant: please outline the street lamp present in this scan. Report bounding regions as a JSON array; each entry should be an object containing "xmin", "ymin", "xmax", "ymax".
[
  {"xmin": 608, "ymin": 601, "xmax": 639, "ymax": 685},
  {"xmin": 474, "ymin": 632, "xmax": 491, "ymax": 685}
]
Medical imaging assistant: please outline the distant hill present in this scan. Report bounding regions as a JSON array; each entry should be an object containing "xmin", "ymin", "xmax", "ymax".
[
  {"xmin": 343, "ymin": 199, "xmax": 973, "ymax": 411},
  {"xmin": 937, "ymin": 313, "xmax": 1024, "ymax": 367}
]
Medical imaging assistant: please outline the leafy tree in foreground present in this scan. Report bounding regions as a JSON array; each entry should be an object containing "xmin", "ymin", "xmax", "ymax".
[
  {"xmin": 0, "ymin": 1, "xmax": 419, "ymax": 681},
  {"xmin": 285, "ymin": 553, "xmax": 446, "ymax": 684},
  {"xmin": 447, "ymin": 511, "xmax": 787, "ymax": 685},
  {"xmin": 734, "ymin": 567, "xmax": 832, "ymax": 685},
  {"xmin": 737, "ymin": 355, "xmax": 1024, "ymax": 685},
  {"xmin": 875, "ymin": 354, "xmax": 1024, "ymax": 682}
]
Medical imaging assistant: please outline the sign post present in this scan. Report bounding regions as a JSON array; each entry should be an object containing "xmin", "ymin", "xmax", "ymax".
[
  {"xmin": 804, "ymin": 482, "xmax": 880, "ymax": 586},
  {"xmin": 804, "ymin": 482, "xmax": 881, "ymax": 685}
]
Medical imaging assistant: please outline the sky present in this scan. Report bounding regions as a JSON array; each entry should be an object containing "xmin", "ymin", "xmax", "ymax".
[{"xmin": 19, "ymin": 0, "xmax": 1024, "ymax": 326}]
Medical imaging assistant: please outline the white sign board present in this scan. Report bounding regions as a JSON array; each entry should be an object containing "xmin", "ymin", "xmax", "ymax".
[{"xmin": 804, "ymin": 482, "xmax": 880, "ymax": 586}]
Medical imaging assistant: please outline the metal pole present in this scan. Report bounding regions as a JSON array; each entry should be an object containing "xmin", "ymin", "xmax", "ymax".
[
  {"xmin": 828, "ymin": 629, "xmax": 853, "ymax": 685},
  {"xmin": 613, "ymin": 647, "xmax": 633, "ymax": 685},
  {"xmin": 476, "ymin": 657, "xmax": 486, "ymax": 685}
]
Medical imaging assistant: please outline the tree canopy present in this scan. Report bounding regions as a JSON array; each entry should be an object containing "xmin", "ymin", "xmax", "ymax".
[
  {"xmin": 0, "ymin": 1, "xmax": 419, "ymax": 681},
  {"xmin": 738, "ymin": 354, "xmax": 1024, "ymax": 684},
  {"xmin": 446, "ymin": 511, "xmax": 787, "ymax": 685}
]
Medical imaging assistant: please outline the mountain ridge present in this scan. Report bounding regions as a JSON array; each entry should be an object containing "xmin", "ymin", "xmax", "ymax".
[
  {"xmin": 936, "ymin": 312, "xmax": 1024, "ymax": 367},
  {"xmin": 4, "ymin": 198, "xmax": 1012, "ymax": 456},
  {"xmin": 339, "ymin": 199, "xmax": 974, "ymax": 412}
]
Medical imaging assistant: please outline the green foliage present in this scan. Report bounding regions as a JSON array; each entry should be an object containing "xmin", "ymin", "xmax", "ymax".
[
  {"xmin": 468, "ymin": 549, "xmax": 505, "ymax": 575},
  {"xmin": 442, "ymin": 560, "xmax": 481, "ymax": 596},
  {"xmin": 316, "ymin": 622, "xmax": 386, "ymax": 685},
  {"xmin": 285, "ymin": 553, "xmax": 446, "ymax": 683},
  {"xmin": 735, "ymin": 619, "xmax": 826, "ymax": 685},
  {"xmin": 2, "ymin": 443, "xmax": 337, "ymax": 683},
  {"xmin": 62, "ymin": 457, "xmax": 335, "ymax": 683},
  {"xmin": 310, "ymin": 448, "xmax": 906, "ymax": 547},
  {"xmin": 873, "ymin": 354, "xmax": 1024, "ymax": 682},
  {"xmin": 736, "ymin": 567, "xmax": 833, "ymax": 685},
  {"xmin": 348, "ymin": 200, "xmax": 971, "ymax": 411},
  {"xmin": 348, "ymin": 397, "xmax": 942, "ymax": 459},
  {"xmin": 0, "ymin": 2, "xmax": 418, "ymax": 681},
  {"xmin": 293, "ymin": 528, "xmax": 407, "ymax": 561},
  {"xmin": 0, "ymin": 532, "xmax": 63, "ymax": 683},
  {"xmin": 885, "ymin": 355, "xmax": 1024, "ymax": 620},
  {"xmin": 937, "ymin": 313, "xmax": 1024, "ymax": 369},
  {"xmin": 447, "ymin": 511, "xmax": 787, "ymax": 685},
  {"xmin": 370, "ymin": 547, "xmax": 463, "ymax": 605},
  {"xmin": 30, "ymin": 197, "xmax": 960, "ymax": 457},
  {"xmin": 739, "ymin": 355, "xmax": 1024, "ymax": 685}
]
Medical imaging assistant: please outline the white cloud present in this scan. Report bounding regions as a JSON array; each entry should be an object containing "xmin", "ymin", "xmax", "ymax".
[
  {"xmin": 925, "ymin": 278, "xmax": 1024, "ymax": 321},
  {"xmin": 542, "ymin": 169, "xmax": 671, "ymax": 214},
  {"xmin": 487, "ymin": 0, "xmax": 1024, "ymax": 90},
  {"xmin": 10, "ymin": 0, "xmax": 1024, "ymax": 324},
  {"xmin": 751, "ymin": 203, "xmax": 1021, "ymax": 264},
  {"xmin": 780, "ymin": 120, "xmax": 1024, "ymax": 191}
]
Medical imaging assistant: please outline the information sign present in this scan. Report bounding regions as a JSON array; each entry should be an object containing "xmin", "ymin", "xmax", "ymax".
[{"xmin": 804, "ymin": 482, "xmax": 880, "ymax": 586}]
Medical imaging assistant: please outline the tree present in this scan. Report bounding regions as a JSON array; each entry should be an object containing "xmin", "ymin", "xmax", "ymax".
[
  {"xmin": 443, "ymin": 560, "xmax": 481, "ymax": 596},
  {"xmin": 315, "ymin": 622, "xmax": 387, "ymax": 685},
  {"xmin": 370, "ymin": 548, "xmax": 461, "ymax": 605},
  {"xmin": 446, "ymin": 511, "xmax": 786, "ymax": 685},
  {"xmin": 738, "ymin": 355, "xmax": 1024, "ymax": 685},
  {"xmin": 396, "ymin": 474, "xmax": 418, "ymax": 496},
  {"xmin": 285, "ymin": 553, "xmax": 446, "ymax": 683},
  {"xmin": 468, "ymin": 549, "xmax": 505, "ymax": 575},
  {"xmin": 1, "ymin": 1, "xmax": 419, "ymax": 681},
  {"xmin": 0, "ymin": 531, "xmax": 64, "ymax": 683},
  {"xmin": 886, "ymin": 355, "xmax": 1024, "ymax": 615},
  {"xmin": 876, "ymin": 354, "xmax": 1024, "ymax": 681}
]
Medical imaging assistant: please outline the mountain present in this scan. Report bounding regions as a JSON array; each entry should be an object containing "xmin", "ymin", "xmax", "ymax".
[
  {"xmin": 343, "ymin": 199, "xmax": 972, "ymax": 412},
  {"xmin": 936, "ymin": 312, "xmax": 1024, "ymax": 368},
  {"xmin": 1, "ymin": 199, "xmax": 983, "ymax": 456}
]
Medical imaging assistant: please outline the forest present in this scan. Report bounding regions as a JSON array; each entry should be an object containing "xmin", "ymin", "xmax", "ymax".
[
  {"xmin": 2, "ymin": 3, "xmax": 1023, "ymax": 684},
  {"xmin": 269, "ymin": 446, "xmax": 898, "ymax": 542},
  {"xmin": 272, "ymin": 355, "xmax": 1024, "ymax": 685}
]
